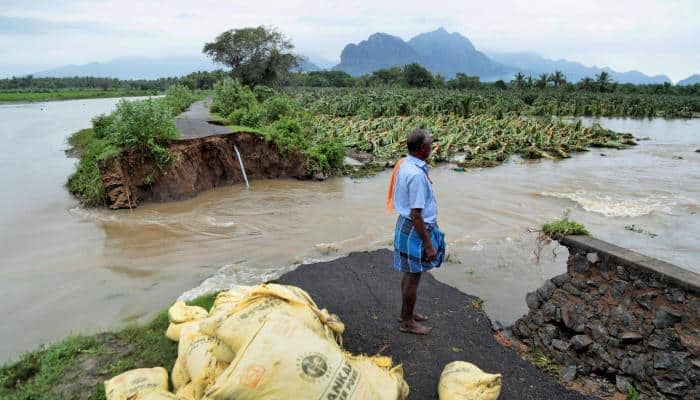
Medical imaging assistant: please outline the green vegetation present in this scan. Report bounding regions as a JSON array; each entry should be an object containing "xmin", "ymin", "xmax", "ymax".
[
  {"xmin": 530, "ymin": 348, "xmax": 557, "ymax": 373},
  {"xmin": 203, "ymin": 26, "xmax": 299, "ymax": 86},
  {"xmin": 0, "ymin": 294, "xmax": 216, "ymax": 400},
  {"xmin": 211, "ymin": 79, "xmax": 345, "ymax": 174},
  {"xmin": 313, "ymin": 114, "xmax": 635, "ymax": 167},
  {"xmin": 542, "ymin": 210, "xmax": 590, "ymax": 237},
  {"xmin": 627, "ymin": 386, "xmax": 640, "ymax": 400},
  {"xmin": 66, "ymin": 86, "xmax": 196, "ymax": 206},
  {"xmin": 284, "ymin": 87, "xmax": 698, "ymax": 118},
  {"xmin": 0, "ymin": 89, "xmax": 156, "ymax": 103}
]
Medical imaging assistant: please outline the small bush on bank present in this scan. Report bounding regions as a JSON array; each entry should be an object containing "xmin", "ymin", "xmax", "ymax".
[
  {"xmin": 253, "ymin": 85, "xmax": 276, "ymax": 102},
  {"xmin": 260, "ymin": 96, "xmax": 298, "ymax": 124},
  {"xmin": 108, "ymin": 99, "xmax": 179, "ymax": 163},
  {"xmin": 542, "ymin": 210, "xmax": 590, "ymax": 236},
  {"xmin": 212, "ymin": 78, "xmax": 258, "ymax": 117},
  {"xmin": 265, "ymin": 116, "xmax": 345, "ymax": 173},
  {"xmin": 163, "ymin": 83, "xmax": 195, "ymax": 114}
]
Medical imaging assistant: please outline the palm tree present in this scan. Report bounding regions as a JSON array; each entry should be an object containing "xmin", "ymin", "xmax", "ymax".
[
  {"xmin": 512, "ymin": 72, "xmax": 526, "ymax": 88},
  {"xmin": 595, "ymin": 71, "xmax": 612, "ymax": 92},
  {"xmin": 536, "ymin": 73, "xmax": 548, "ymax": 89},
  {"xmin": 548, "ymin": 70, "xmax": 567, "ymax": 87},
  {"xmin": 578, "ymin": 77, "xmax": 595, "ymax": 91}
]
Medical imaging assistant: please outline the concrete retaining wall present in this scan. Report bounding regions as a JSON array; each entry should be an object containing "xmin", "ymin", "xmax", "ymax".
[{"xmin": 513, "ymin": 235, "xmax": 699, "ymax": 399}]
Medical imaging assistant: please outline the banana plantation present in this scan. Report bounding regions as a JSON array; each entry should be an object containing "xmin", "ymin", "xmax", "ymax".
[{"xmin": 285, "ymin": 87, "xmax": 698, "ymax": 119}]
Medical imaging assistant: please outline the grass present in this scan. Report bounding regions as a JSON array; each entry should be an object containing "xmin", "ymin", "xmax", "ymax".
[
  {"xmin": 0, "ymin": 89, "xmax": 157, "ymax": 103},
  {"xmin": 66, "ymin": 128, "xmax": 95, "ymax": 156},
  {"xmin": 541, "ymin": 210, "xmax": 590, "ymax": 237},
  {"xmin": 530, "ymin": 348, "xmax": 558, "ymax": 373},
  {"xmin": 0, "ymin": 294, "xmax": 216, "ymax": 400}
]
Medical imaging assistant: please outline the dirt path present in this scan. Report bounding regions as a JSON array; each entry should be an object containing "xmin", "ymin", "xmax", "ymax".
[
  {"xmin": 175, "ymin": 99, "xmax": 231, "ymax": 139},
  {"xmin": 277, "ymin": 249, "xmax": 594, "ymax": 400}
]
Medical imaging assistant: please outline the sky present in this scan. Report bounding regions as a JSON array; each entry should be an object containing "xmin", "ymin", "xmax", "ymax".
[{"xmin": 1, "ymin": 0, "xmax": 698, "ymax": 82}]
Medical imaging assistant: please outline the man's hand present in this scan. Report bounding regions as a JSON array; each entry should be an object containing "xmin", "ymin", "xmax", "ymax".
[{"xmin": 423, "ymin": 242, "xmax": 437, "ymax": 262}]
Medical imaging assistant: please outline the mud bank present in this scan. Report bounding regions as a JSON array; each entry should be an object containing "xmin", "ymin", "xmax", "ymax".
[{"xmin": 99, "ymin": 132, "xmax": 306, "ymax": 209}]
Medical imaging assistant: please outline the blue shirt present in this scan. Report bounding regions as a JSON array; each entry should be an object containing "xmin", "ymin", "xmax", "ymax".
[{"xmin": 393, "ymin": 155, "xmax": 438, "ymax": 224}]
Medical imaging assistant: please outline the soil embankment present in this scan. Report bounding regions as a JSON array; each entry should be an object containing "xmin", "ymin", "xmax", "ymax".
[{"xmin": 100, "ymin": 132, "xmax": 306, "ymax": 209}]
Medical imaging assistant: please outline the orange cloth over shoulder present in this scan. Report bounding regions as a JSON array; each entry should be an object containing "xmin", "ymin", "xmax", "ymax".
[{"xmin": 386, "ymin": 158, "xmax": 406, "ymax": 213}]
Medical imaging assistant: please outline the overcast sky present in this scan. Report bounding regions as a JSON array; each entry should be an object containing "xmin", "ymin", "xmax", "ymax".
[{"xmin": 1, "ymin": 0, "xmax": 698, "ymax": 81}]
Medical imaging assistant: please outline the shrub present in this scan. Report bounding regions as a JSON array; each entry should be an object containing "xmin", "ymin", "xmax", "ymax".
[
  {"xmin": 253, "ymin": 85, "xmax": 276, "ymax": 102},
  {"xmin": 91, "ymin": 113, "xmax": 115, "ymax": 139},
  {"xmin": 260, "ymin": 96, "xmax": 298, "ymax": 123},
  {"xmin": 211, "ymin": 78, "xmax": 258, "ymax": 116},
  {"xmin": 264, "ymin": 117, "xmax": 345, "ymax": 173},
  {"xmin": 228, "ymin": 106, "xmax": 262, "ymax": 128},
  {"xmin": 108, "ymin": 99, "xmax": 179, "ymax": 161},
  {"xmin": 163, "ymin": 83, "xmax": 194, "ymax": 114}
]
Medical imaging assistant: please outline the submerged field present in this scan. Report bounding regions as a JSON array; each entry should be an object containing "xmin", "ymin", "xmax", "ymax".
[{"xmin": 0, "ymin": 89, "xmax": 159, "ymax": 103}]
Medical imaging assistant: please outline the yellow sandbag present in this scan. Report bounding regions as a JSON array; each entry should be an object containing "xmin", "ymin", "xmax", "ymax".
[
  {"xmin": 169, "ymin": 302, "xmax": 208, "ymax": 324},
  {"xmin": 210, "ymin": 286, "xmax": 252, "ymax": 314},
  {"xmin": 437, "ymin": 361, "xmax": 502, "ymax": 400},
  {"xmin": 205, "ymin": 316, "xmax": 407, "ymax": 400},
  {"xmin": 176, "ymin": 383, "xmax": 195, "ymax": 400},
  {"xmin": 136, "ymin": 391, "xmax": 178, "ymax": 400},
  {"xmin": 104, "ymin": 367, "xmax": 169, "ymax": 400},
  {"xmin": 166, "ymin": 320, "xmax": 200, "ymax": 342},
  {"xmin": 346, "ymin": 354, "xmax": 409, "ymax": 399},
  {"xmin": 171, "ymin": 359, "xmax": 189, "ymax": 391},
  {"xmin": 199, "ymin": 284, "xmax": 344, "ymax": 352},
  {"xmin": 173, "ymin": 323, "xmax": 234, "ymax": 398}
]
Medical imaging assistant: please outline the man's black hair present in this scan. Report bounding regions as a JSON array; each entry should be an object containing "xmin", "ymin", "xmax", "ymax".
[{"xmin": 407, "ymin": 128, "xmax": 430, "ymax": 153}]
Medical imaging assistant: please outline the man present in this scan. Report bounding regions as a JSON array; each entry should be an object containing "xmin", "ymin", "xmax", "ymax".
[{"xmin": 389, "ymin": 128, "xmax": 445, "ymax": 335}]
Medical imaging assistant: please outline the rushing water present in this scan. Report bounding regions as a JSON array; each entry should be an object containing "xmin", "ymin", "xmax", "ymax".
[{"xmin": 1, "ymin": 98, "xmax": 698, "ymax": 362}]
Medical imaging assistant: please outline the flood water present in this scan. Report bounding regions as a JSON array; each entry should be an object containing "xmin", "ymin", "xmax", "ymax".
[{"xmin": 1, "ymin": 98, "xmax": 698, "ymax": 362}]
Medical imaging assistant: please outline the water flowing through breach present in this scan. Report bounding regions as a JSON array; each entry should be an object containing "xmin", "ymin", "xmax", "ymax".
[{"xmin": 0, "ymin": 98, "xmax": 698, "ymax": 362}]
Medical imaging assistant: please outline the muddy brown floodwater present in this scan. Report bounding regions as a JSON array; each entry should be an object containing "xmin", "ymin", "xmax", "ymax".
[{"xmin": 1, "ymin": 98, "xmax": 698, "ymax": 362}]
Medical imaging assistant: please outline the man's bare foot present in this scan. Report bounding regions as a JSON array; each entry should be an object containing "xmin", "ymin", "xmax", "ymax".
[
  {"xmin": 397, "ymin": 313, "xmax": 429, "ymax": 323},
  {"xmin": 399, "ymin": 320, "xmax": 432, "ymax": 335}
]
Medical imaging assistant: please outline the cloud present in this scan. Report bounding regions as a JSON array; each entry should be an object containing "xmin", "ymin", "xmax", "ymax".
[
  {"xmin": 0, "ymin": 0, "xmax": 697, "ymax": 81},
  {"xmin": 0, "ymin": 15, "xmax": 121, "ymax": 35}
]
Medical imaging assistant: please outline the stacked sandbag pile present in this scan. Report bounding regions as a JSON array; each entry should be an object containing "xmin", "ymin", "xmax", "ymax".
[{"xmin": 105, "ymin": 283, "xmax": 409, "ymax": 400}]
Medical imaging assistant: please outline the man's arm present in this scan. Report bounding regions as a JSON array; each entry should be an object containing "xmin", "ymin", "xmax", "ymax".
[{"xmin": 409, "ymin": 208, "xmax": 437, "ymax": 262}]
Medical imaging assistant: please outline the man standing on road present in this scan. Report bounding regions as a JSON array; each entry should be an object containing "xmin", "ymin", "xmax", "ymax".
[{"xmin": 387, "ymin": 128, "xmax": 446, "ymax": 335}]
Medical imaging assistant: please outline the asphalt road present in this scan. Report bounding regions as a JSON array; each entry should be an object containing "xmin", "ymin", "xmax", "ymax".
[
  {"xmin": 175, "ymin": 99, "xmax": 231, "ymax": 139},
  {"xmin": 277, "ymin": 249, "xmax": 594, "ymax": 400}
]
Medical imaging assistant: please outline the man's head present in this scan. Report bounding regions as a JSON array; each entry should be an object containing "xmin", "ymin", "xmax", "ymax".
[{"xmin": 407, "ymin": 128, "xmax": 433, "ymax": 160}]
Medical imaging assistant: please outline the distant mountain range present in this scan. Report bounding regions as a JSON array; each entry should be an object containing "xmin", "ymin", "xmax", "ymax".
[
  {"xmin": 34, "ymin": 56, "xmax": 218, "ymax": 80},
  {"xmin": 333, "ymin": 28, "xmax": 670, "ymax": 84},
  {"xmin": 28, "ymin": 28, "xmax": 686, "ymax": 85},
  {"xmin": 487, "ymin": 51, "xmax": 670, "ymax": 84},
  {"xmin": 678, "ymin": 74, "xmax": 700, "ymax": 85},
  {"xmin": 334, "ymin": 28, "xmax": 509, "ymax": 79}
]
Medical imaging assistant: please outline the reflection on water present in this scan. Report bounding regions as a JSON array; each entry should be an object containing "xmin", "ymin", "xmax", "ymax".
[{"xmin": 0, "ymin": 98, "xmax": 698, "ymax": 362}]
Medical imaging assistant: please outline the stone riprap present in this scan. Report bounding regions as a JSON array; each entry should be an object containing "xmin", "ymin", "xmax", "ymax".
[{"xmin": 513, "ymin": 235, "xmax": 699, "ymax": 399}]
